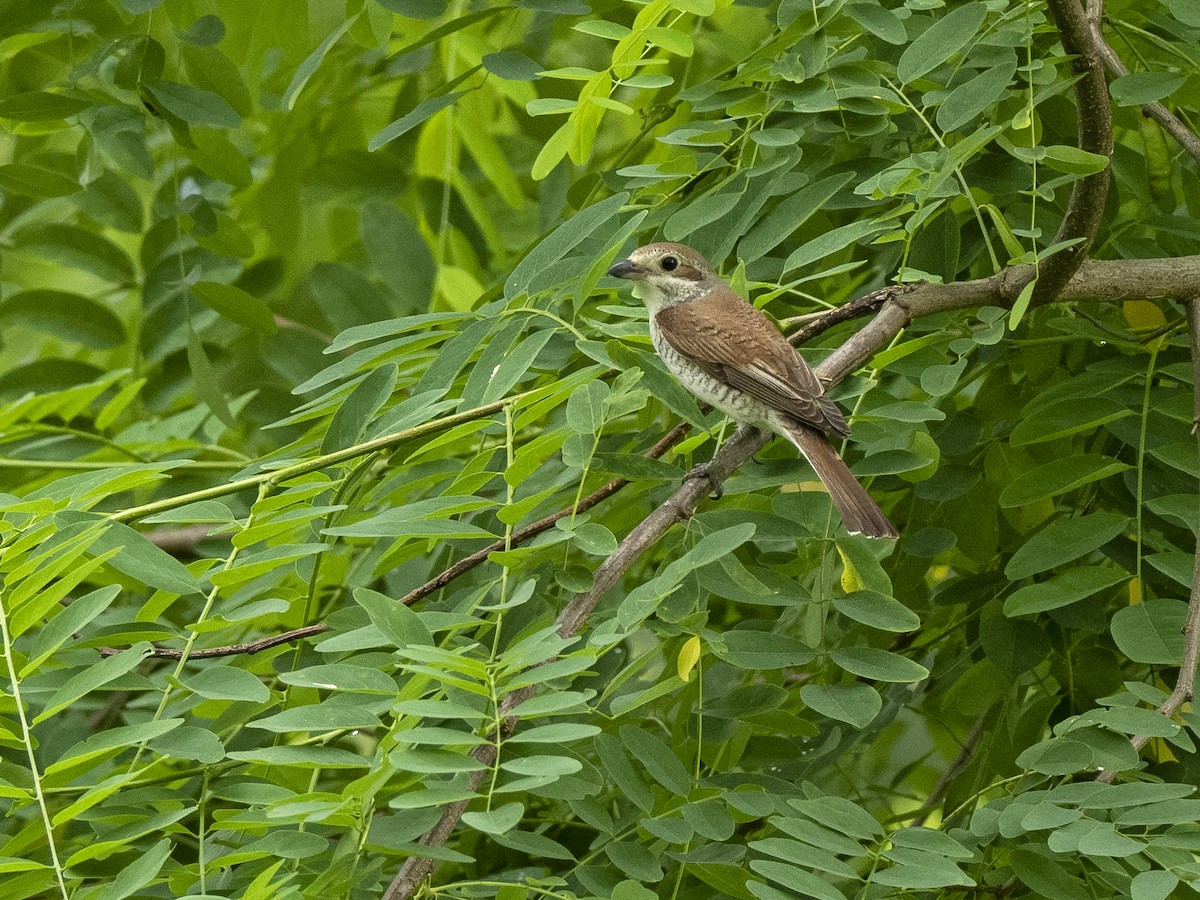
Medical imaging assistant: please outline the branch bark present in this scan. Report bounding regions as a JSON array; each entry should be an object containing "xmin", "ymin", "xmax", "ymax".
[{"xmin": 1037, "ymin": 0, "xmax": 1113, "ymax": 305}]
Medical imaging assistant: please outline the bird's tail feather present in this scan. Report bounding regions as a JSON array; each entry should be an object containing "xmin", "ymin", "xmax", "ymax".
[{"xmin": 782, "ymin": 423, "xmax": 898, "ymax": 540}]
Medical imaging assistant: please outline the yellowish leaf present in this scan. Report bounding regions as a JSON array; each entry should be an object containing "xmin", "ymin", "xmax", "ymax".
[
  {"xmin": 677, "ymin": 635, "xmax": 701, "ymax": 682},
  {"xmin": 1123, "ymin": 300, "xmax": 1167, "ymax": 331}
]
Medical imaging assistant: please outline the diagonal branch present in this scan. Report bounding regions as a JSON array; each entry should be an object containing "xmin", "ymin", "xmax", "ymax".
[{"xmin": 1084, "ymin": 0, "xmax": 1200, "ymax": 166}]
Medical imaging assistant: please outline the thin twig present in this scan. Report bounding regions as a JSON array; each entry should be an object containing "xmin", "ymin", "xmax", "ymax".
[
  {"xmin": 909, "ymin": 716, "xmax": 986, "ymax": 827},
  {"xmin": 1084, "ymin": 0, "xmax": 1200, "ymax": 166},
  {"xmin": 97, "ymin": 624, "xmax": 330, "ymax": 659}
]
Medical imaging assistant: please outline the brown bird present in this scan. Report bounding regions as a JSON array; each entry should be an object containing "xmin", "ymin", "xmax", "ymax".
[{"xmin": 608, "ymin": 241, "xmax": 897, "ymax": 539}]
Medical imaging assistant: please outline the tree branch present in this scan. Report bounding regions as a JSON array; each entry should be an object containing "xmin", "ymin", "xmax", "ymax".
[
  {"xmin": 1084, "ymin": 0, "xmax": 1200, "ymax": 166},
  {"xmin": 1037, "ymin": 0, "xmax": 1113, "ymax": 305},
  {"xmin": 97, "ymin": 624, "xmax": 330, "ymax": 659}
]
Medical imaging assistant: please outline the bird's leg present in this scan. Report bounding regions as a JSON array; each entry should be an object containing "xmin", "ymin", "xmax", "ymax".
[
  {"xmin": 683, "ymin": 459, "xmax": 724, "ymax": 500},
  {"xmin": 683, "ymin": 418, "xmax": 733, "ymax": 499}
]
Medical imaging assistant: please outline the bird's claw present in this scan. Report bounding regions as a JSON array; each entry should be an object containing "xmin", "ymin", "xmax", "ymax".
[{"xmin": 684, "ymin": 461, "xmax": 723, "ymax": 500}]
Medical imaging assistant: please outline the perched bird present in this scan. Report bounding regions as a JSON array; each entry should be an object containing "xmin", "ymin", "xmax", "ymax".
[{"xmin": 608, "ymin": 241, "xmax": 897, "ymax": 539}]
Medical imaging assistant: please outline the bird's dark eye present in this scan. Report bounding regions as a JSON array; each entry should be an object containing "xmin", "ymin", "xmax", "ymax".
[{"xmin": 661, "ymin": 256, "xmax": 678, "ymax": 271}]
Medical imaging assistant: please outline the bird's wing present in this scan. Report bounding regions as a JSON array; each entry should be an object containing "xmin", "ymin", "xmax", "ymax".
[{"xmin": 654, "ymin": 289, "xmax": 849, "ymax": 437}]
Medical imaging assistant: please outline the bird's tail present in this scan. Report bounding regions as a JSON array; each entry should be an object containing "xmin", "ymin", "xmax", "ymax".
[{"xmin": 781, "ymin": 422, "xmax": 898, "ymax": 540}]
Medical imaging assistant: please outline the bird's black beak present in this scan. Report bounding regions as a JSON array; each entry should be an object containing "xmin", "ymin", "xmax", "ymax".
[{"xmin": 607, "ymin": 259, "xmax": 643, "ymax": 280}]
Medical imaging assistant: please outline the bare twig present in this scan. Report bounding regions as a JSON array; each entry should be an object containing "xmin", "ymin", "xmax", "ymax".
[
  {"xmin": 97, "ymin": 624, "xmax": 330, "ymax": 659},
  {"xmin": 1084, "ymin": 0, "xmax": 1200, "ymax": 166},
  {"xmin": 395, "ymin": 421, "xmax": 692, "ymax": 607},
  {"xmin": 909, "ymin": 716, "xmax": 986, "ymax": 827}
]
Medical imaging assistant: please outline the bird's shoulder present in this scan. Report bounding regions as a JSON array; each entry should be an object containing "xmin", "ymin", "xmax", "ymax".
[{"xmin": 654, "ymin": 287, "xmax": 791, "ymax": 363}]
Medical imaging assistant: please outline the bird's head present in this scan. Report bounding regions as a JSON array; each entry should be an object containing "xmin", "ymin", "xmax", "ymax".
[{"xmin": 608, "ymin": 242, "xmax": 719, "ymax": 310}]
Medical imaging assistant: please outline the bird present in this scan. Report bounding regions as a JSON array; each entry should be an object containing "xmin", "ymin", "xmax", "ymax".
[{"xmin": 608, "ymin": 241, "xmax": 897, "ymax": 540}]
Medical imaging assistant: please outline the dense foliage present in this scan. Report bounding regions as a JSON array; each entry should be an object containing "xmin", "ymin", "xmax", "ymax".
[{"xmin": 2, "ymin": 0, "xmax": 1200, "ymax": 898}]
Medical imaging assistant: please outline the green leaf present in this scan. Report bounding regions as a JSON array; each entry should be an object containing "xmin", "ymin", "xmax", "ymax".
[
  {"xmin": 717, "ymin": 631, "xmax": 815, "ymax": 669},
  {"xmin": 0, "ymin": 90, "xmax": 90, "ymax": 121},
  {"xmin": 280, "ymin": 664, "xmax": 399, "ymax": 695},
  {"xmin": 1130, "ymin": 870, "xmax": 1179, "ymax": 900},
  {"xmin": 106, "ymin": 838, "xmax": 172, "ymax": 899},
  {"xmin": 751, "ymin": 861, "xmax": 848, "ymax": 900},
  {"xmin": 620, "ymin": 725, "xmax": 692, "ymax": 795},
  {"xmin": 664, "ymin": 191, "xmax": 743, "ymax": 242},
  {"xmin": 22, "ymin": 585, "xmax": 120, "ymax": 677},
  {"xmin": 783, "ymin": 220, "xmax": 888, "ymax": 273},
  {"xmin": 605, "ymin": 841, "xmax": 664, "ymax": 883},
  {"xmin": 1004, "ymin": 567, "xmax": 1127, "ymax": 616},
  {"xmin": 191, "ymin": 282, "xmax": 276, "ymax": 333},
  {"xmin": 566, "ymin": 379, "xmax": 609, "ymax": 434},
  {"xmin": 897, "ymin": 4, "xmax": 989, "ymax": 83},
  {"xmin": 594, "ymin": 733, "xmax": 654, "ymax": 813},
  {"xmin": 799, "ymin": 683, "xmax": 882, "ymax": 728},
  {"xmin": 789, "ymin": 797, "xmax": 883, "ymax": 840},
  {"xmin": 1111, "ymin": 598, "xmax": 1187, "ymax": 665},
  {"xmin": 0, "ymin": 162, "xmax": 80, "ymax": 197},
  {"xmin": 1011, "ymin": 397, "xmax": 1133, "ymax": 445},
  {"xmin": 830, "ymin": 648, "xmax": 929, "ymax": 683},
  {"xmin": 507, "ymin": 723, "xmax": 601, "ymax": 743},
  {"xmin": 283, "ymin": 14, "xmax": 358, "ymax": 110},
  {"xmin": 16, "ymin": 223, "xmax": 136, "ymax": 282},
  {"xmin": 0, "ymin": 290, "xmax": 125, "ymax": 349},
  {"xmin": 180, "ymin": 666, "xmax": 271, "ymax": 702},
  {"xmin": 352, "ymin": 587, "xmax": 434, "ymax": 648},
  {"xmin": 33, "ymin": 644, "xmax": 152, "ymax": 725},
  {"xmin": 740, "ymin": 173, "xmax": 855, "ymax": 261},
  {"xmin": 999, "ymin": 455, "xmax": 1130, "ymax": 507},
  {"xmin": 1110, "ymin": 72, "xmax": 1188, "ymax": 107},
  {"xmin": 55, "ymin": 511, "xmax": 204, "ymax": 596},
  {"xmin": 369, "ymin": 91, "xmax": 466, "ymax": 151},
  {"xmin": 462, "ymin": 802, "xmax": 524, "ymax": 834},
  {"xmin": 148, "ymin": 724, "xmax": 225, "ymax": 762},
  {"xmin": 143, "ymin": 79, "xmax": 240, "ymax": 127},
  {"xmin": 1004, "ymin": 513, "xmax": 1130, "ymax": 580},
  {"xmin": 1007, "ymin": 277, "xmax": 1037, "ymax": 329},
  {"xmin": 248, "ymin": 703, "xmax": 382, "ymax": 733},
  {"xmin": 937, "ymin": 60, "xmax": 1017, "ymax": 131},
  {"xmin": 187, "ymin": 329, "xmax": 236, "ymax": 429},
  {"xmin": 833, "ymin": 591, "xmax": 920, "ymax": 632},
  {"xmin": 1041, "ymin": 145, "xmax": 1110, "ymax": 176},
  {"xmin": 506, "ymin": 191, "xmax": 629, "ymax": 299},
  {"xmin": 324, "ymin": 496, "xmax": 496, "ymax": 539},
  {"xmin": 483, "ymin": 50, "xmax": 541, "ymax": 81},
  {"xmin": 321, "ymin": 364, "xmax": 397, "ymax": 453}
]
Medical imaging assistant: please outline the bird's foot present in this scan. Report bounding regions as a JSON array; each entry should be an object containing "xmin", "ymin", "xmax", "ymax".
[{"xmin": 684, "ymin": 460, "xmax": 723, "ymax": 500}]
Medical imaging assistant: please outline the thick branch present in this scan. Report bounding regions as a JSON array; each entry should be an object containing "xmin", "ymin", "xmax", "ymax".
[{"xmin": 1037, "ymin": 0, "xmax": 1113, "ymax": 305}]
